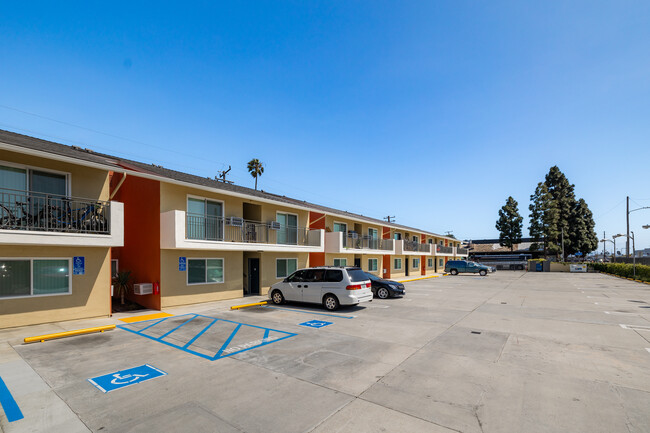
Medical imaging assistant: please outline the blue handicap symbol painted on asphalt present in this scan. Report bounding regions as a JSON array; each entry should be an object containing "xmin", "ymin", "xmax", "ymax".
[
  {"xmin": 299, "ymin": 320, "xmax": 333, "ymax": 328},
  {"xmin": 88, "ymin": 364, "xmax": 167, "ymax": 393}
]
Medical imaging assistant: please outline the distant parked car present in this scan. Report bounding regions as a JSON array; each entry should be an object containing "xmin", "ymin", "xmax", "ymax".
[
  {"xmin": 364, "ymin": 272, "xmax": 405, "ymax": 299},
  {"xmin": 445, "ymin": 260, "xmax": 494, "ymax": 276},
  {"xmin": 269, "ymin": 266, "xmax": 373, "ymax": 310}
]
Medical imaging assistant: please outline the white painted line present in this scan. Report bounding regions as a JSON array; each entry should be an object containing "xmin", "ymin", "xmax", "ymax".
[
  {"xmin": 594, "ymin": 302, "xmax": 599, "ymax": 305},
  {"xmin": 620, "ymin": 324, "xmax": 650, "ymax": 330},
  {"xmin": 646, "ymin": 348, "xmax": 650, "ymax": 354},
  {"xmin": 605, "ymin": 311, "xmax": 633, "ymax": 315},
  {"xmin": 620, "ymin": 324, "xmax": 630, "ymax": 329}
]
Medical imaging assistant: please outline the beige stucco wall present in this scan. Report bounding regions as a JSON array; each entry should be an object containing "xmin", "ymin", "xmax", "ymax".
[
  {"xmin": 258, "ymin": 252, "xmax": 309, "ymax": 295},
  {"xmin": 324, "ymin": 253, "xmax": 355, "ymax": 267},
  {"xmin": 0, "ymin": 246, "xmax": 111, "ymax": 329},
  {"xmin": 159, "ymin": 182, "xmax": 309, "ymax": 227},
  {"xmin": 324, "ymin": 216, "xmax": 382, "ymax": 238},
  {"xmin": 0, "ymin": 149, "xmax": 110, "ymax": 200},
  {"xmin": 160, "ymin": 249, "xmax": 243, "ymax": 308},
  {"xmin": 358, "ymin": 254, "xmax": 383, "ymax": 276}
]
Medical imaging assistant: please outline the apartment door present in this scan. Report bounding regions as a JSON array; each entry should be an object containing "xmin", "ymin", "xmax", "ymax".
[
  {"xmin": 354, "ymin": 257, "xmax": 361, "ymax": 268},
  {"xmin": 405, "ymin": 259, "xmax": 410, "ymax": 276},
  {"xmin": 247, "ymin": 258, "xmax": 260, "ymax": 296}
]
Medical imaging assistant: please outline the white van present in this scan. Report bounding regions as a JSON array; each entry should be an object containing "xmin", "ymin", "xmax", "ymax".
[{"xmin": 269, "ymin": 267, "xmax": 373, "ymax": 311}]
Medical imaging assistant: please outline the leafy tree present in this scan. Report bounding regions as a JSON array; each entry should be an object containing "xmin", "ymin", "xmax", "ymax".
[
  {"xmin": 544, "ymin": 166, "xmax": 577, "ymax": 254},
  {"xmin": 496, "ymin": 196, "xmax": 523, "ymax": 251},
  {"xmin": 529, "ymin": 182, "xmax": 560, "ymax": 257},
  {"xmin": 569, "ymin": 198, "xmax": 599, "ymax": 257},
  {"xmin": 247, "ymin": 158, "xmax": 264, "ymax": 190}
]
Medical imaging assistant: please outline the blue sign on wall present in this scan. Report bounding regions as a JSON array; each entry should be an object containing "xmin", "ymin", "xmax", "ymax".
[
  {"xmin": 73, "ymin": 256, "xmax": 85, "ymax": 275},
  {"xmin": 299, "ymin": 320, "xmax": 333, "ymax": 328},
  {"xmin": 179, "ymin": 257, "xmax": 187, "ymax": 271},
  {"xmin": 88, "ymin": 364, "xmax": 167, "ymax": 393}
]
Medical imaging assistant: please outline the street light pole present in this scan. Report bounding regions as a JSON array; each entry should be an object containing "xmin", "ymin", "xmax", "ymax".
[{"xmin": 626, "ymin": 198, "xmax": 650, "ymax": 258}]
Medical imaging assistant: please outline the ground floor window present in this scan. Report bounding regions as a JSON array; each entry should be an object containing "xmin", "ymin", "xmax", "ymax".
[
  {"xmin": 394, "ymin": 258, "xmax": 402, "ymax": 270},
  {"xmin": 427, "ymin": 258, "xmax": 433, "ymax": 268},
  {"xmin": 276, "ymin": 258, "xmax": 297, "ymax": 279},
  {"xmin": 111, "ymin": 259, "xmax": 119, "ymax": 278},
  {"xmin": 187, "ymin": 258, "xmax": 224, "ymax": 284},
  {"xmin": 368, "ymin": 258, "xmax": 378, "ymax": 271},
  {"xmin": 333, "ymin": 258, "xmax": 347, "ymax": 267},
  {"xmin": 0, "ymin": 258, "xmax": 71, "ymax": 298},
  {"xmin": 413, "ymin": 258, "xmax": 420, "ymax": 269},
  {"xmin": 439, "ymin": 259, "xmax": 444, "ymax": 267}
]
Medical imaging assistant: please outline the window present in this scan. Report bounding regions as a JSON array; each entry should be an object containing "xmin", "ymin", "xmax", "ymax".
[
  {"xmin": 187, "ymin": 197, "xmax": 223, "ymax": 240},
  {"xmin": 368, "ymin": 258, "xmax": 378, "ymax": 271},
  {"xmin": 277, "ymin": 212, "xmax": 298, "ymax": 245},
  {"xmin": 111, "ymin": 259, "xmax": 119, "ymax": 278},
  {"xmin": 324, "ymin": 269, "xmax": 343, "ymax": 282},
  {"xmin": 333, "ymin": 222, "xmax": 347, "ymax": 247},
  {"xmin": 439, "ymin": 259, "xmax": 444, "ymax": 267},
  {"xmin": 368, "ymin": 228, "xmax": 379, "ymax": 248},
  {"xmin": 0, "ymin": 258, "xmax": 71, "ymax": 298},
  {"xmin": 394, "ymin": 258, "xmax": 402, "ymax": 270},
  {"xmin": 276, "ymin": 258, "xmax": 297, "ymax": 279},
  {"xmin": 394, "ymin": 233, "xmax": 402, "ymax": 240},
  {"xmin": 428, "ymin": 239, "xmax": 433, "ymax": 244},
  {"xmin": 1, "ymin": 163, "xmax": 69, "ymax": 219},
  {"xmin": 428, "ymin": 258, "xmax": 433, "ymax": 268},
  {"xmin": 413, "ymin": 258, "xmax": 420, "ymax": 269},
  {"xmin": 333, "ymin": 258, "xmax": 347, "ymax": 267},
  {"xmin": 412, "ymin": 235, "xmax": 418, "ymax": 242},
  {"xmin": 187, "ymin": 258, "xmax": 224, "ymax": 284}
]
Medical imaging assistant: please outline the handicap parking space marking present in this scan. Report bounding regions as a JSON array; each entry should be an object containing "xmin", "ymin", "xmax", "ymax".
[
  {"xmin": 0, "ymin": 376, "xmax": 23, "ymax": 422},
  {"xmin": 263, "ymin": 306, "xmax": 355, "ymax": 319},
  {"xmin": 118, "ymin": 313, "xmax": 297, "ymax": 361},
  {"xmin": 299, "ymin": 320, "xmax": 333, "ymax": 328},
  {"xmin": 88, "ymin": 364, "xmax": 167, "ymax": 393}
]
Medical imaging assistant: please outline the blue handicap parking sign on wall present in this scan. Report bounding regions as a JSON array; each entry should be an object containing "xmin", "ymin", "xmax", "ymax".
[
  {"xmin": 88, "ymin": 364, "xmax": 167, "ymax": 393},
  {"xmin": 179, "ymin": 257, "xmax": 187, "ymax": 271},
  {"xmin": 299, "ymin": 320, "xmax": 333, "ymax": 328},
  {"xmin": 73, "ymin": 256, "xmax": 85, "ymax": 275}
]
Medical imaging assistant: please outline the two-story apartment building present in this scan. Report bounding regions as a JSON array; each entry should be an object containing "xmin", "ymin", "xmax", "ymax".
[{"xmin": 0, "ymin": 130, "xmax": 466, "ymax": 328}]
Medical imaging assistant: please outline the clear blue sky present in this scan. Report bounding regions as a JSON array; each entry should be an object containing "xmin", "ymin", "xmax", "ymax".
[{"xmin": 1, "ymin": 1, "xmax": 649, "ymax": 252}]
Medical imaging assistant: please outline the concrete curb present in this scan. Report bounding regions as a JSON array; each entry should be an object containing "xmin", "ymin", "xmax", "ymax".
[{"xmin": 598, "ymin": 271, "xmax": 650, "ymax": 285}]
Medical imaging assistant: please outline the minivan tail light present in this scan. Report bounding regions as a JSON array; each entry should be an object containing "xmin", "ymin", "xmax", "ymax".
[{"xmin": 346, "ymin": 284, "xmax": 362, "ymax": 290}]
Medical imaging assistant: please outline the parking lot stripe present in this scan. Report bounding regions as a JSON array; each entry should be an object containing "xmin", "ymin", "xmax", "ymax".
[
  {"xmin": 183, "ymin": 318, "xmax": 219, "ymax": 349},
  {"xmin": 160, "ymin": 315, "xmax": 198, "ymax": 339},
  {"xmin": 214, "ymin": 324, "xmax": 242, "ymax": 359},
  {"xmin": 0, "ymin": 377, "xmax": 23, "ymax": 422},
  {"xmin": 140, "ymin": 317, "xmax": 170, "ymax": 332},
  {"xmin": 263, "ymin": 306, "xmax": 355, "ymax": 319}
]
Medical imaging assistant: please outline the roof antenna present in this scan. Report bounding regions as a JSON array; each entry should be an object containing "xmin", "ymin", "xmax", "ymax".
[{"xmin": 216, "ymin": 165, "xmax": 233, "ymax": 184}]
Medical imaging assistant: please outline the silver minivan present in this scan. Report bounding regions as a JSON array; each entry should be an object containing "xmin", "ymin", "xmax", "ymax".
[{"xmin": 268, "ymin": 267, "xmax": 373, "ymax": 311}]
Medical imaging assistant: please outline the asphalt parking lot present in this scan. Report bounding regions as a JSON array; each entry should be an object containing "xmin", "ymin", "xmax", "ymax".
[{"xmin": 2, "ymin": 272, "xmax": 650, "ymax": 433}]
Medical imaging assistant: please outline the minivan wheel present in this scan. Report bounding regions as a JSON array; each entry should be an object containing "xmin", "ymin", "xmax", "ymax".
[
  {"xmin": 479, "ymin": 269, "xmax": 487, "ymax": 276},
  {"xmin": 271, "ymin": 290, "xmax": 285, "ymax": 304},
  {"xmin": 450, "ymin": 269, "xmax": 458, "ymax": 275},
  {"xmin": 377, "ymin": 287, "xmax": 390, "ymax": 299},
  {"xmin": 323, "ymin": 294, "xmax": 339, "ymax": 311}
]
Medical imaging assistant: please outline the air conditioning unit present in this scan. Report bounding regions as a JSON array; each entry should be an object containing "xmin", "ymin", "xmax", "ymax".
[
  {"xmin": 268, "ymin": 221, "xmax": 282, "ymax": 230},
  {"xmin": 226, "ymin": 217, "xmax": 244, "ymax": 227},
  {"xmin": 134, "ymin": 283, "xmax": 153, "ymax": 295}
]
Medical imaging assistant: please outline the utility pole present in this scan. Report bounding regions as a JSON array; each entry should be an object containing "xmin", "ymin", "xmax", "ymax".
[
  {"xmin": 626, "ymin": 196, "xmax": 630, "ymax": 257},
  {"xmin": 602, "ymin": 231, "xmax": 606, "ymax": 261},
  {"xmin": 383, "ymin": 216, "xmax": 395, "ymax": 223},
  {"xmin": 561, "ymin": 228, "xmax": 565, "ymax": 262}
]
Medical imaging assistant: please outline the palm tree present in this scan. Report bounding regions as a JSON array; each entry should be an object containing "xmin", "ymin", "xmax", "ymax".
[
  {"xmin": 247, "ymin": 159, "xmax": 264, "ymax": 190},
  {"xmin": 113, "ymin": 271, "xmax": 132, "ymax": 305}
]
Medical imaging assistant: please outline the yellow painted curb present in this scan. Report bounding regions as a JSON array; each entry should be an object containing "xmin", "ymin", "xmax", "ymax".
[
  {"xmin": 119, "ymin": 312, "xmax": 173, "ymax": 323},
  {"xmin": 231, "ymin": 301, "xmax": 268, "ymax": 310},
  {"xmin": 25, "ymin": 325, "xmax": 116, "ymax": 344},
  {"xmin": 399, "ymin": 275, "xmax": 440, "ymax": 283}
]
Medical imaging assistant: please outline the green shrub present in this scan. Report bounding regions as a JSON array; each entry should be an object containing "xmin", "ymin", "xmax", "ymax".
[{"xmin": 592, "ymin": 262, "xmax": 650, "ymax": 282}]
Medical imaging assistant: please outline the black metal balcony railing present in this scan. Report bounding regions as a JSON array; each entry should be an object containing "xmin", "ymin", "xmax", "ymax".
[
  {"xmin": 186, "ymin": 215, "xmax": 319, "ymax": 246},
  {"xmin": 0, "ymin": 187, "xmax": 110, "ymax": 234},
  {"xmin": 456, "ymin": 247, "xmax": 469, "ymax": 255},
  {"xmin": 404, "ymin": 240, "xmax": 420, "ymax": 252},
  {"xmin": 437, "ymin": 245, "xmax": 454, "ymax": 254},
  {"xmin": 344, "ymin": 233, "xmax": 392, "ymax": 251}
]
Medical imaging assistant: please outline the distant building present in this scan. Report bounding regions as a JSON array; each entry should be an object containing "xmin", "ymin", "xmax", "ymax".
[{"xmin": 467, "ymin": 238, "xmax": 541, "ymax": 258}]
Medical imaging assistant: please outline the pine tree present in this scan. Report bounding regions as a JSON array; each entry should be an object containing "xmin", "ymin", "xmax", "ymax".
[
  {"xmin": 529, "ymin": 182, "xmax": 560, "ymax": 258},
  {"xmin": 496, "ymin": 196, "xmax": 523, "ymax": 251},
  {"xmin": 544, "ymin": 166, "xmax": 576, "ymax": 256},
  {"xmin": 569, "ymin": 198, "xmax": 599, "ymax": 257}
]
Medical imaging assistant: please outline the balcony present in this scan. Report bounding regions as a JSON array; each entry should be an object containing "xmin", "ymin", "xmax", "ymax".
[
  {"xmin": 435, "ymin": 245, "xmax": 454, "ymax": 255},
  {"xmin": 395, "ymin": 240, "xmax": 432, "ymax": 255},
  {"xmin": 160, "ymin": 210, "xmax": 324, "ymax": 252},
  {"xmin": 325, "ymin": 231, "xmax": 394, "ymax": 255},
  {"xmin": 456, "ymin": 247, "xmax": 469, "ymax": 256},
  {"xmin": 0, "ymin": 188, "xmax": 123, "ymax": 247}
]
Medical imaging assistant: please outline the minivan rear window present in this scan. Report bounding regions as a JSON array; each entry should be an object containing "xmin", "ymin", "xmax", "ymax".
[
  {"xmin": 324, "ymin": 270, "xmax": 343, "ymax": 282},
  {"xmin": 347, "ymin": 269, "xmax": 369, "ymax": 282}
]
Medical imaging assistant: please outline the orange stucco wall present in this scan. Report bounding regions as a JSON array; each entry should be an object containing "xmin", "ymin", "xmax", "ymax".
[
  {"xmin": 382, "ymin": 226, "xmax": 391, "ymax": 278},
  {"xmin": 308, "ymin": 211, "xmax": 326, "ymax": 267},
  {"xmin": 111, "ymin": 174, "xmax": 161, "ymax": 310}
]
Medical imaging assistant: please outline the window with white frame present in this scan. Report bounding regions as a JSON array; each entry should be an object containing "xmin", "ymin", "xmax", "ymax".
[
  {"xmin": 394, "ymin": 258, "xmax": 402, "ymax": 270},
  {"xmin": 277, "ymin": 212, "xmax": 298, "ymax": 245},
  {"xmin": 187, "ymin": 258, "xmax": 224, "ymax": 284},
  {"xmin": 439, "ymin": 258, "xmax": 444, "ymax": 267},
  {"xmin": 187, "ymin": 197, "xmax": 223, "ymax": 240},
  {"xmin": 333, "ymin": 258, "xmax": 347, "ymax": 267},
  {"xmin": 368, "ymin": 258, "xmax": 378, "ymax": 271},
  {"xmin": 276, "ymin": 258, "xmax": 298, "ymax": 278},
  {"xmin": 427, "ymin": 258, "xmax": 433, "ymax": 268},
  {"xmin": 413, "ymin": 258, "xmax": 420, "ymax": 269},
  {"xmin": 0, "ymin": 258, "xmax": 71, "ymax": 298}
]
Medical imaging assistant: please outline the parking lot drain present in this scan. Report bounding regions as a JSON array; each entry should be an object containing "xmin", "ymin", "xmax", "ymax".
[
  {"xmin": 471, "ymin": 331, "xmax": 482, "ymax": 335},
  {"xmin": 118, "ymin": 314, "xmax": 296, "ymax": 361}
]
